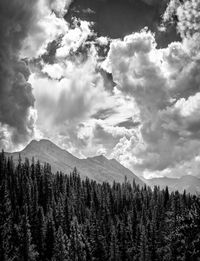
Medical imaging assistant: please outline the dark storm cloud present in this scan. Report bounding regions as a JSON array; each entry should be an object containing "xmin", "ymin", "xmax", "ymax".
[{"xmin": 0, "ymin": 0, "xmax": 38, "ymax": 145}]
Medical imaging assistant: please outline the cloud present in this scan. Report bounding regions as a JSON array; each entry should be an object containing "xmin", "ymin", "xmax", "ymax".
[
  {"xmin": 117, "ymin": 118, "xmax": 140, "ymax": 129},
  {"xmin": 30, "ymin": 47, "xmax": 111, "ymax": 134},
  {"xmin": 103, "ymin": 30, "xmax": 170, "ymax": 114},
  {"xmin": 24, "ymin": 11, "xmax": 117, "ymax": 158},
  {"xmin": 30, "ymin": 33, "xmax": 139, "ymax": 158},
  {"xmin": 103, "ymin": 29, "xmax": 200, "ymax": 177},
  {"xmin": 96, "ymin": 36, "xmax": 110, "ymax": 46},
  {"xmin": 77, "ymin": 123, "xmax": 119, "ymax": 157},
  {"xmin": 42, "ymin": 63, "xmax": 64, "ymax": 80},
  {"xmin": 0, "ymin": 0, "xmax": 41, "ymax": 147},
  {"xmin": 20, "ymin": 3, "xmax": 69, "ymax": 58},
  {"xmin": 163, "ymin": 0, "xmax": 200, "ymax": 41},
  {"xmin": 56, "ymin": 19, "xmax": 93, "ymax": 58},
  {"xmin": 49, "ymin": 0, "xmax": 73, "ymax": 17},
  {"xmin": 66, "ymin": 0, "xmax": 174, "ymax": 48},
  {"xmin": 110, "ymin": 135, "xmax": 143, "ymax": 171},
  {"xmin": 92, "ymin": 108, "xmax": 117, "ymax": 120},
  {"xmin": 0, "ymin": 0, "xmax": 74, "ymax": 149}
]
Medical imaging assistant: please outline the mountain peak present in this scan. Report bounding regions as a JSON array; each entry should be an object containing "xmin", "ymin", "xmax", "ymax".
[
  {"xmin": 39, "ymin": 139, "xmax": 52, "ymax": 143},
  {"xmin": 8, "ymin": 139, "xmax": 144, "ymax": 185},
  {"xmin": 94, "ymin": 154, "xmax": 107, "ymax": 160},
  {"xmin": 23, "ymin": 139, "xmax": 64, "ymax": 155},
  {"xmin": 24, "ymin": 139, "xmax": 39, "ymax": 151},
  {"xmin": 110, "ymin": 158, "xmax": 118, "ymax": 163},
  {"xmin": 88, "ymin": 154, "xmax": 107, "ymax": 163},
  {"xmin": 26, "ymin": 139, "xmax": 56, "ymax": 147},
  {"xmin": 28, "ymin": 139, "xmax": 38, "ymax": 145}
]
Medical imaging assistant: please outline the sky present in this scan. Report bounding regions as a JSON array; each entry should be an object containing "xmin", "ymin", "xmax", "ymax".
[{"xmin": 1, "ymin": 0, "xmax": 200, "ymax": 179}]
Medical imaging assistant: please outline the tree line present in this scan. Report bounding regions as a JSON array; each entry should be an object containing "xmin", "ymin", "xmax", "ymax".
[{"xmin": 0, "ymin": 151, "xmax": 200, "ymax": 261}]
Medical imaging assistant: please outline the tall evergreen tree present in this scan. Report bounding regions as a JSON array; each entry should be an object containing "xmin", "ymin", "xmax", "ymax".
[
  {"xmin": 139, "ymin": 225, "xmax": 149, "ymax": 261},
  {"xmin": 44, "ymin": 210, "xmax": 55, "ymax": 261},
  {"xmin": 0, "ymin": 180, "xmax": 12, "ymax": 261},
  {"xmin": 109, "ymin": 225, "xmax": 120, "ymax": 261},
  {"xmin": 19, "ymin": 207, "xmax": 38, "ymax": 261},
  {"xmin": 53, "ymin": 226, "xmax": 69, "ymax": 261}
]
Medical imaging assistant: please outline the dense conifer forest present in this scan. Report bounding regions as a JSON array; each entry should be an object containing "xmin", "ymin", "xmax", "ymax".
[{"xmin": 1, "ymin": 151, "xmax": 200, "ymax": 261}]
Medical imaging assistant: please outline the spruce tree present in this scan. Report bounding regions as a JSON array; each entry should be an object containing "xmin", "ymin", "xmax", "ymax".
[
  {"xmin": 109, "ymin": 225, "xmax": 120, "ymax": 261},
  {"xmin": 44, "ymin": 210, "xmax": 55, "ymax": 261},
  {"xmin": 20, "ymin": 207, "xmax": 38, "ymax": 261},
  {"xmin": 139, "ymin": 225, "xmax": 149, "ymax": 261},
  {"xmin": 53, "ymin": 226, "xmax": 69, "ymax": 261},
  {"xmin": 0, "ymin": 180, "xmax": 12, "ymax": 261}
]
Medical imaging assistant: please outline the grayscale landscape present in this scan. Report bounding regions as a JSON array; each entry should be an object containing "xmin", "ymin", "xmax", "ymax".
[{"xmin": 1, "ymin": 0, "xmax": 200, "ymax": 260}]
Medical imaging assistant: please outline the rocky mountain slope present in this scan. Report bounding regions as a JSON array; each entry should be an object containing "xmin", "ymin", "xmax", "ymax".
[
  {"xmin": 6, "ymin": 139, "xmax": 144, "ymax": 186},
  {"xmin": 6, "ymin": 139, "xmax": 200, "ymax": 193}
]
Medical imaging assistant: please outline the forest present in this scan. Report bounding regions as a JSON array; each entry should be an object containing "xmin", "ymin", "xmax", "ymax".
[{"xmin": 0, "ymin": 151, "xmax": 200, "ymax": 261}]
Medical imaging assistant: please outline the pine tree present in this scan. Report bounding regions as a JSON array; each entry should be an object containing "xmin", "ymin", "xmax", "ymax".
[
  {"xmin": 19, "ymin": 207, "xmax": 38, "ymax": 261},
  {"xmin": 53, "ymin": 226, "xmax": 69, "ymax": 261},
  {"xmin": 109, "ymin": 225, "xmax": 120, "ymax": 261},
  {"xmin": 69, "ymin": 217, "xmax": 89, "ymax": 261},
  {"xmin": 44, "ymin": 210, "xmax": 55, "ymax": 261},
  {"xmin": 139, "ymin": 225, "xmax": 149, "ymax": 261},
  {"xmin": 35, "ymin": 207, "xmax": 46, "ymax": 260},
  {"xmin": 0, "ymin": 180, "xmax": 12, "ymax": 261}
]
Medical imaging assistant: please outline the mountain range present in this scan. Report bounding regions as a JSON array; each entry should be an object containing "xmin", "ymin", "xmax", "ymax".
[
  {"xmin": 5, "ymin": 139, "xmax": 200, "ymax": 194},
  {"xmin": 145, "ymin": 175, "xmax": 200, "ymax": 195},
  {"xmin": 6, "ymin": 139, "xmax": 144, "ymax": 186}
]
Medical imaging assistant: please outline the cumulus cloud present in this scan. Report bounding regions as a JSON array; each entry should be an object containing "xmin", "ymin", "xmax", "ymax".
[
  {"xmin": 96, "ymin": 36, "xmax": 110, "ymax": 46},
  {"xmin": 49, "ymin": 0, "xmax": 73, "ymax": 16},
  {"xmin": 0, "ymin": 0, "xmax": 74, "ymax": 149},
  {"xmin": 103, "ymin": 28, "xmax": 200, "ymax": 177},
  {"xmin": 163, "ymin": 0, "xmax": 200, "ymax": 40},
  {"xmin": 56, "ymin": 19, "xmax": 93, "ymax": 58},
  {"xmin": 30, "ymin": 33, "xmax": 138, "ymax": 158},
  {"xmin": 103, "ymin": 30, "xmax": 170, "ymax": 116},
  {"xmin": 42, "ymin": 63, "xmax": 64, "ymax": 80},
  {"xmin": 30, "ymin": 46, "xmax": 111, "ymax": 139},
  {"xmin": 20, "ymin": 1, "xmax": 69, "ymax": 59}
]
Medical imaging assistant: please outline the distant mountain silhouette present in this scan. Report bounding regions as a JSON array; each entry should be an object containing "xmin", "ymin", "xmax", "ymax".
[
  {"xmin": 146, "ymin": 175, "xmax": 200, "ymax": 194},
  {"xmin": 6, "ymin": 139, "xmax": 144, "ymax": 186},
  {"xmin": 6, "ymin": 139, "xmax": 200, "ymax": 193}
]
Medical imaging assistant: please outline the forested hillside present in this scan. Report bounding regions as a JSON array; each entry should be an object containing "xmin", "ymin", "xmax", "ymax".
[{"xmin": 1, "ymin": 151, "xmax": 200, "ymax": 261}]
